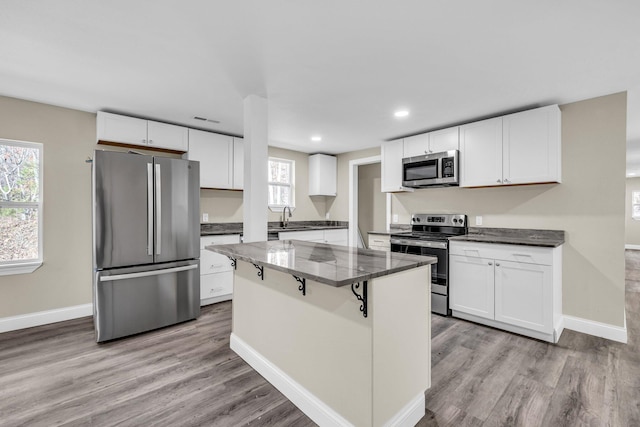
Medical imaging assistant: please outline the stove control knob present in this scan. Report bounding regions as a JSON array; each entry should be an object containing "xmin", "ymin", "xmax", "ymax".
[
  {"xmin": 415, "ymin": 217, "xmax": 421, "ymax": 223},
  {"xmin": 453, "ymin": 218, "xmax": 458, "ymax": 224}
]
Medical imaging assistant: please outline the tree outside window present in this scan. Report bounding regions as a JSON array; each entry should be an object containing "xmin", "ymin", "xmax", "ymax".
[
  {"xmin": 268, "ymin": 158, "xmax": 294, "ymax": 210},
  {"xmin": 0, "ymin": 139, "xmax": 43, "ymax": 272}
]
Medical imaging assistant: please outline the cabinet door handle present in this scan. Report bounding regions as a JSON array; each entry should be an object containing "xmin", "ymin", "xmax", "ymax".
[
  {"xmin": 503, "ymin": 179, "xmax": 510, "ymax": 183},
  {"xmin": 149, "ymin": 139, "xmax": 153, "ymax": 145},
  {"xmin": 496, "ymin": 179, "xmax": 502, "ymax": 183},
  {"xmin": 488, "ymin": 262, "xmax": 493, "ymax": 266},
  {"xmin": 496, "ymin": 263, "xmax": 501, "ymax": 267}
]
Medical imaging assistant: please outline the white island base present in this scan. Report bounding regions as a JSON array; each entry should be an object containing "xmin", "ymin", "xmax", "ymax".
[{"xmin": 230, "ymin": 260, "xmax": 431, "ymax": 427}]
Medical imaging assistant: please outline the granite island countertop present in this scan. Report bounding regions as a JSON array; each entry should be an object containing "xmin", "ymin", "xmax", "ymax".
[
  {"xmin": 449, "ymin": 227, "xmax": 565, "ymax": 248},
  {"xmin": 206, "ymin": 240, "xmax": 436, "ymax": 287},
  {"xmin": 200, "ymin": 221, "xmax": 348, "ymax": 236}
]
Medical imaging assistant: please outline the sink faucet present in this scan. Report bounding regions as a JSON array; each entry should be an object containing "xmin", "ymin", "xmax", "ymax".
[{"xmin": 282, "ymin": 206, "xmax": 292, "ymax": 228}]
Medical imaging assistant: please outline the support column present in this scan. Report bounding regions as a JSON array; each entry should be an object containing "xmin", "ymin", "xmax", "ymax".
[{"xmin": 243, "ymin": 95, "xmax": 268, "ymax": 243}]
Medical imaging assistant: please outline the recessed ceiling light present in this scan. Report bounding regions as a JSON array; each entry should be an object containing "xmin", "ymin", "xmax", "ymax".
[
  {"xmin": 394, "ymin": 110, "xmax": 409, "ymax": 118},
  {"xmin": 311, "ymin": 136, "xmax": 322, "ymax": 142}
]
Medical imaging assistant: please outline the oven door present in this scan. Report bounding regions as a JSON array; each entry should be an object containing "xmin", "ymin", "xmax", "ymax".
[{"xmin": 390, "ymin": 238, "xmax": 448, "ymax": 293}]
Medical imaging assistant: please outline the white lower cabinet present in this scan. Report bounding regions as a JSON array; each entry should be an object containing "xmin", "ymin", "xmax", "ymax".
[
  {"xmin": 278, "ymin": 228, "xmax": 348, "ymax": 246},
  {"xmin": 449, "ymin": 241, "xmax": 562, "ymax": 343},
  {"xmin": 200, "ymin": 234, "xmax": 240, "ymax": 305},
  {"xmin": 368, "ymin": 234, "xmax": 390, "ymax": 251}
]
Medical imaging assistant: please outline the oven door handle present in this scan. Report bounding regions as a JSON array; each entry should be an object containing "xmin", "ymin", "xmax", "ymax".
[{"xmin": 390, "ymin": 239, "xmax": 447, "ymax": 250}]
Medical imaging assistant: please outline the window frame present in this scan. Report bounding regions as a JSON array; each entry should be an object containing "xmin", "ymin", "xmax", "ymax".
[
  {"xmin": 0, "ymin": 138, "xmax": 43, "ymax": 276},
  {"xmin": 267, "ymin": 157, "xmax": 295, "ymax": 212}
]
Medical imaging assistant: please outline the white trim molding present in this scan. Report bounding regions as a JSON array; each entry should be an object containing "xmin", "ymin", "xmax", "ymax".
[
  {"xmin": 0, "ymin": 303, "xmax": 92, "ymax": 334},
  {"xmin": 348, "ymin": 155, "xmax": 381, "ymax": 248},
  {"xmin": 382, "ymin": 393, "xmax": 425, "ymax": 427},
  {"xmin": 0, "ymin": 261, "xmax": 42, "ymax": 276},
  {"xmin": 563, "ymin": 314, "xmax": 627, "ymax": 343},
  {"xmin": 231, "ymin": 333, "xmax": 354, "ymax": 426},
  {"xmin": 625, "ymin": 244, "xmax": 640, "ymax": 250}
]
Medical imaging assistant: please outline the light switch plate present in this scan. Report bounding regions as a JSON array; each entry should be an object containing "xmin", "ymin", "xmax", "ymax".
[
  {"xmin": 392, "ymin": 214, "xmax": 399, "ymax": 223},
  {"xmin": 475, "ymin": 215, "xmax": 483, "ymax": 226},
  {"xmin": 325, "ymin": 212, "xmax": 330, "ymax": 220},
  {"xmin": 203, "ymin": 213, "xmax": 209, "ymax": 222}
]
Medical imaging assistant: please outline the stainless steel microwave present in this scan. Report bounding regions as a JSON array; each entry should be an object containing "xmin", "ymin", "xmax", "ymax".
[{"xmin": 402, "ymin": 150, "xmax": 459, "ymax": 188}]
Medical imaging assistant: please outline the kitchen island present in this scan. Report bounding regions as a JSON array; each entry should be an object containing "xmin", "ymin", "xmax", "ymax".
[{"xmin": 206, "ymin": 240, "xmax": 435, "ymax": 427}]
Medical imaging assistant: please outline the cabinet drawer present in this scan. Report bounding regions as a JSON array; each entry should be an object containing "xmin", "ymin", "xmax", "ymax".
[
  {"xmin": 324, "ymin": 229, "xmax": 348, "ymax": 243},
  {"xmin": 449, "ymin": 241, "xmax": 553, "ymax": 265},
  {"xmin": 201, "ymin": 271, "xmax": 233, "ymax": 300},
  {"xmin": 200, "ymin": 234, "xmax": 241, "ymax": 249},
  {"xmin": 201, "ymin": 249, "xmax": 234, "ymax": 274},
  {"xmin": 279, "ymin": 230, "xmax": 324, "ymax": 241}
]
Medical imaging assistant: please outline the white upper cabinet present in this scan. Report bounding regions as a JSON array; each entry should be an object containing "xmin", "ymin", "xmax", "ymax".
[
  {"xmin": 381, "ymin": 139, "xmax": 412, "ymax": 192},
  {"xmin": 429, "ymin": 126, "xmax": 459, "ymax": 153},
  {"xmin": 502, "ymin": 105, "xmax": 561, "ymax": 185},
  {"xmin": 147, "ymin": 121, "xmax": 188, "ymax": 152},
  {"xmin": 97, "ymin": 111, "xmax": 188, "ymax": 152},
  {"xmin": 460, "ymin": 117, "xmax": 503, "ymax": 187},
  {"xmin": 460, "ymin": 105, "xmax": 561, "ymax": 188},
  {"xmin": 308, "ymin": 154, "xmax": 337, "ymax": 196},
  {"xmin": 402, "ymin": 134, "xmax": 430, "ymax": 158},
  {"xmin": 403, "ymin": 127, "xmax": 459, "ymax": 158},
  {"xmin": 97, "ymin": 112, "xmax": 148, "ymax": 146},
  {"xmin": 233, "ymin": 138, "xmax": 244, "ymax": 190},
  {"xmin": 187, "ymin": 129, "xmax": 233, "ymax": 189}
]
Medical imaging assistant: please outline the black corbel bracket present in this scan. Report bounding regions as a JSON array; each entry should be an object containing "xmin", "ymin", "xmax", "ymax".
[
  {"xmin": 351, "ymin": 281, "xmax": 368, "ymax": 318},
  {"xmin": 227, "ymin": 257, "xmax": 237, "ymax": 270},
  {"xmin": 293, "ymin": 276, "xmax": 306, "ymax": 295},
  {"xmin": 253, "ymin": 263, "xmax": 264, "ymax": 280}
]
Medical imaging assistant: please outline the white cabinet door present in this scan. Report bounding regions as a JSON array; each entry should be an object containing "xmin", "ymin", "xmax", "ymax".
[
  {"xmin": 308, "ymin": 154, "xmax": 337, "ymax": 196},
  {"xmin": 188, "ymin": 129, "xmax": 233, "ymax": 189},
  {"xmin": 147, "ymin": 121, "xmax": 189, "ymax": 152},
  {"xmin": 429, "ymin": 127, "xmax": 459, "ymax": 153},
  {"xmin": 402, "ymin": 134, "xmax": 430, "ymax": 158},
  {"xmin": 97, "ymin": 112, "xmax": 148, "ymax": 146},
  {"xmin": 503, "ymin": 105, "xmax": 561, "ymax": 185},
  {"xmin": 450, "ymin": 254, "xmax": 495, "ymax": 320},
  {"xmin": 460, "ymin": 117, "xmax": 503, "ymax": 187},
  {"xmin": 324, "ymin": 229, "xmax": 348, "ymax": 246},
  {"xmin": 494, "ymin": 260, "xmax": 552, "ymax": 333},
  {"xmin": 233, "ymin": 138, "xmax": 244, "ymax": 190},
  {"xmin": 381, "ymin": 139, "xmax": 410, "ymax": 192},
  {"xmin": 200, "ymin": 271, "xmax": 234, "ymax": 303}
]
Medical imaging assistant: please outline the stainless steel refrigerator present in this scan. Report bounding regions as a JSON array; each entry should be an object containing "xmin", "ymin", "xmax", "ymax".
[{"xmin": 92, "ymin": 150, "xmax": 200, "ymax": 342}]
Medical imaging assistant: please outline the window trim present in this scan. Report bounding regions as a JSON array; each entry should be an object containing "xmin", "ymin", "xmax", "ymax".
[
  {"xmin": 268, "ymin": 157, "xmax": 295, "ymax": 212},
  {"xmin": 0, "ymin": 138, "xmax": 43, "ymax": 275}
]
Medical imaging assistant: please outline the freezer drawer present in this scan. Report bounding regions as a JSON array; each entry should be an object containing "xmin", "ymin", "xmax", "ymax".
[{"xmin": 94, "ymin": 260, "xmax": 200, "ymax": 342}]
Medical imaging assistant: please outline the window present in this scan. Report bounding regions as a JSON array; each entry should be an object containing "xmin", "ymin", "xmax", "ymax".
[
  {"xmin": 633, "ymin": 191, "xmax": 640, "ymax": 220},
  {"xmin": 0, "ymin": 139, "xmax": 43, "ymax": 275},
  {"xmin": 268, "ymin": 158, "xmax": 294, "ymax": 210}
]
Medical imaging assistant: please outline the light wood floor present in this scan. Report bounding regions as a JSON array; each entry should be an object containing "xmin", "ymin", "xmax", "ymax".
[{"xmin": 1, "ymin": 251, "xmax": 639, "ymax": 426}]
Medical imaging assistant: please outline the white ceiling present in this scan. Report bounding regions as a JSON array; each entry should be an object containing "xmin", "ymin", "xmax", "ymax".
[{"xmin": 1, "ymin": 1, "xmax": 640, "ymax": 160}]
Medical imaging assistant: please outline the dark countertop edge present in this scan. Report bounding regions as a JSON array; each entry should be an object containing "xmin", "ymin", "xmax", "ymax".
[
  {"xmin": 206, "ymin": 245, "xmax": 436, "ymax": 287},
  {"xmin": 201, "ymin": 225, "xmax": 349, "ymax": 236},
  {"xmin": 368, "ymin": 231, "xmax": 392, "ymax": 236},
  {"xmin": 448, "ymin": 235, "xmax": 564, "ymax": 248}
]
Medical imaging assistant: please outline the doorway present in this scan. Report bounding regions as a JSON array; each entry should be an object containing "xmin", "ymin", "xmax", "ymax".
[{"xmin": 348, "ymin": 155, "xmax": 389, "ymax": 247}]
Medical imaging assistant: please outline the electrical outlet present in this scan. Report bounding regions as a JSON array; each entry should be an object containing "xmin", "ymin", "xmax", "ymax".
[
  {"xmin": 325, "ymin": 212, "xmax": 330, "ymax": 220},
  {"xmin": 202, "ymin": 213, "xmax": 209, "ymax": 222},
  {"xmin": 475, "ymin": 215, "xmax": 483, "ymax": 226},
  {"xmin": 392, "ymin": 214, "xmax": 399, "ymax": 223}
]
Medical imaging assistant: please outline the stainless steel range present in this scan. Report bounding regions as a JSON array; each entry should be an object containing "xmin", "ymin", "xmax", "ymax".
[{"xmin": 390, "ymin": 213, "xmax": 468, "ymax": 316}]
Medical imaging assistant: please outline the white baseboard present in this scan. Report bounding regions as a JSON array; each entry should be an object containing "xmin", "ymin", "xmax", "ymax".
[
  {"xmin": 231, "ymin": 333, "xmax": 354, "ymax": 427},
  {"xmin": 625, "ymin": 244, "xmax": 640, "ymax": 250},
  {"xmin": 0, "ymin": 303, "xmax": 93, "ymax": 334},
  {"xmin": 563, "ymin": 315, "xmax": 627, "ymax": 343},
  {"xmin": 382, "ymin": 393, "xmax": 425, "ymax": 427}
]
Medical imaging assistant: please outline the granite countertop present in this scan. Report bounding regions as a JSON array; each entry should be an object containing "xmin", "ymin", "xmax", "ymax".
[
  {"xmin": 206, "ymin": 240, "xmax": 436, "ymax": 287},
  {"xmin": 200, "ymin": 221, "xmax": 348, "ymax": 236},
  {"xmin": 449, "ymin": 227, "xmax": 565, "ymax": 248}
]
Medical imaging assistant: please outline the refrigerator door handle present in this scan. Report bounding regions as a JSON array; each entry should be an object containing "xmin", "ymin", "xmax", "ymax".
[
  {"xmin": 147, "ymin": 163, "xmax": 153, "ymax": 256},
  {"xmin": 99, "ymin": 264, "xmax": 198, "ymax": 282},
  {"xmin": 155, "ymin": 163, "xmax": 162, "ymax": 255}
]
